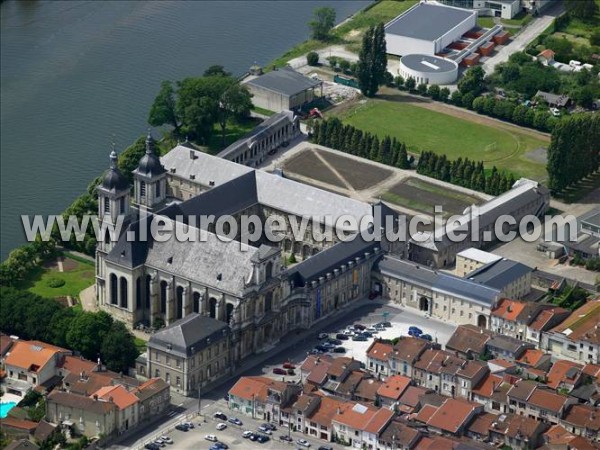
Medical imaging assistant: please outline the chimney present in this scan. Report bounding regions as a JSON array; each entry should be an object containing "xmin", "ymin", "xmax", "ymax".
[
  {"xmin": 189, "ymin": 149, "xmax": 196, "ymax": 160},
  {"xmin": 93, "ymin": 394, "xmax": 98, "ymax": 401}
]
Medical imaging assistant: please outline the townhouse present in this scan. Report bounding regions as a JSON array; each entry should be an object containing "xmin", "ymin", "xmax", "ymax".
[
  {"xmin": 423, "ymin": 398, "xmax": 483, "ymax": 437},
  {"xmin": 91, "ymin": 384, "xmax": 139, "ymax": 433},
  {"xmin": 524, "ymin": 306, "xmax": 570, "ymax": 347},
  {"xmin": 561, "ymin": 404, "xmax": 600, "ymax": 443},
  {"xmin": 366, "ymin": 341, "xmax": 394, "ymax": 377},
  {"xmin": 376, "ymin": 375, "xmax": 412, "ymax": 409},
  {"xmin": 546, "ymin": 359, "xmax": 583, "ymax": 391},
  {"xmin": 377, "ymin": 419, "xmax": 421, "ymax": 450},
  {"xmin": 445, "ymin": 325, "xmax": 493, "ymax": 360},
  {"xmin": 389, "ymin": 337, "xmax": 434, "ymax": 377},
  {"xmin": 485, "ymin": 335, "xmax": 533, "ymax": 361},
  {"xmin": 471, "ymin": 372, "xmax": 511, "ymax": 414},
  {"xmin": 507, "ymin": 381, "xmax": 576, "ymax": 424},
  {"xmin": 488, "ymin": 414, "xmax": 548, "ymax": 450},
  {"xmin": 331, "ymin": 402, "xmax": 394, "ymax": 449},
  {"xmin": 542, "ymin": 299, "xmax": 600, "ymax": 364}
]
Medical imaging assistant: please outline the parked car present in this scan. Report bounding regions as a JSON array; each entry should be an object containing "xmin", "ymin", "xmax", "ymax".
[
  {"xmin": 327, "ymin": 338, "xmax": 342, "ymax": 346},
  {"xmin": 353, "ymin": 324, "xmax": 366, "ymax": 331},
  {"xmin": 263, "ymin": 423, "xmax": 276, "ymax": 430},
  {"xmin": 216, "ymin": 423, "xmax": 227, "ymax": 431},
  {"xmin": 249, "ymin": 433, "xmax": 259, "ymax": 441},
  {"xmin": 297, "ymin": 438, "xmax": 312, "ymax": 447},
  {"xmin": 228, "ymin": 417, "xmax": 242, "ymax": 426},
  {"xmin": 352, "ymin": 335, "xmax": 368, "ymax": 341},
  {"xmin": 205, "ymin": 435, "xmax": 218, "ymax": 442},
  {"xmin": 381, "ymin": 321, "xmax": 392, "ymax": 328},
  {"xmin": 309, "ymin": 349, "xmax": 324, "ymax": 355},
  {"xmin": 144, "ymin": 444, "xmax": 160, "ymax": 450},
  {"xmin": 420, "ymin": 334, "xmax": 433, "ymax": 341},
  {"xmin": 366, "ymin": 327, "xmax": 378, "ymax": 333},
  {"xmin": 333, "ymin": 346, "xmax": 346, "ymax": 353},
  {"xmin": 314, "ymin": 344, "xmax": 330, "ymax": 352},
  {"xmin": 159, "ymin": 436, "xmax": 173, "ymax": 444},
  {"xmin": 213, "ymin": 412, "xmax": 227, "ymax": 421},
  {"xmin": 317, "ymin": 333, "xmax": 329, "ymax": 340},
  {"xmin": 273, "ymin": 367, "xmax": 287, "ymax": 375},
  {"xmin": 153, "ymin": 439, "xmax": 166, "ymax": 447},
  {"xmin": 174, "ymin": 424, "xmax": 189, "ymax": 432},
  {"xmin": 336, "ymin": 333, "xmax": 349, "ymax": 340},
  {"xmin": 243, "ymin": 431, "xmax": 254, "ymax": 438},
  {"xmin": 181, "ymin": 421, "xmax": 194, "ymax": 429},
  {"xmin": 209, "ymin": 445, "xmax": 221, "ymax": 450},
  {"xmin": 361, "ymin": 331, "xmax": 373, "ymax": 338},
  {"xmin": 408, "ymin": 326, "xmax": 422, "ymax": 335},
  {"xmin": 280, "ymin": 435, "xmax": 293, "ymax": 442},
  {"xmin": 257, "ymin": 425, "xmax": 272, "ymax": 434},
  {"xmin": 213, "ymin": 443, "xmax": 228, "ymax": 449},
  {"xmin": 257, "ymin": 434, "xmax": 270, "ymax": 443},
  {"xmin": 318, "ymin": 446, "xmax": 334, "ymax": 450},
  {"xmin": 283, "ymin": 362, "xmax": 296, "ymax": 369}
]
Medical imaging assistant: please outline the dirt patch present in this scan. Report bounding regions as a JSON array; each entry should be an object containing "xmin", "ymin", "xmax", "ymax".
[
  {"xmin": 61, "ymin": 258, "xmax": 79, "ymax": 271},
  {"xmin": 55, "ymin": 296, "xmax": 70, "ymax": 307},
  {"xmin": 385, "ymin": 177, "xmax": 482, "ymax": 216},
  {"xmin": 283, "ymin": 150, "xmax": 347, "ymax": 189},
  {"xmin": 525, "ymin": 147, "xmax": 548, "ymax": 165},
  {"xmin": 315, "ymin": 149, "xmax": 393, "ymax": 190}
]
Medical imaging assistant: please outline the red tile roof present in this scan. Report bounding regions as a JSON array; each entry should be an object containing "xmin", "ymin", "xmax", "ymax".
[
  {"xmin": 515, "ymin": 348, "xmax": 547, "ymax": 368},
  {"xmin": 4, "ymin": 340, "xmax": 68, "ymax": 372},
  {"xmin": 92, "ymin": 384, "xmax": 138, "ymax": 410},
  {"xmin": 332, "ymin": 402, "xmax": 378, "ymax": 430},
  {"xmin": 399, "ymin": 386, "xmax": 430, "ymax": 408},
  {"xmin": 229, "ymin": 376, "xmax": 289, "ymax": 402},
  {"xmin": 528, "ymin": 307, "xmax": 569, "ymax": 331},
  {"xmin": 562, "ymin": 404, "xmax": 600, "ymax": 431},
  {"xmin": 414, "ymin": 404, "xmax": 438, "ymax": 424},
  {"xmin": 492, "ymin": 298, "xmax": 527, "ymax": 321},
  {"xmin": 363, "ymin": 408, "xmax": 394, "ymax": 434},
  {"xmin": 543, "ymin": 424, "xmax": 577, "ymax": 445},
  {"xmin": 308, "ymin": 395, "xmax": 348, "ymax": 428},
  {"xmin": 367, "ymin": 341, "xmax": 393, "ymax": 362},
  {"xmin": 426, "ymin": 398, "xmax": 479, "ymax": 434},
  {"xmin": 527, "ymin": 387, "xmax": 569, "ymax": 414},
  {"xmin": 377, "ymin": 375, "xmax": 411, "ymax": 401},
  {"xmin": 472, "ymin": 373, "xmax": 504, "ymax": 398},
  {"xmin": 547, "ymin": 359, "xmax": 583, "ymax": 389},
  {"xmin": 0, "ymin": 417, "xmax": 38, "ymax": 432}
]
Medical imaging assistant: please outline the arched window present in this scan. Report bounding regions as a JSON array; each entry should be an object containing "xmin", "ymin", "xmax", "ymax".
[
  {"xmin": 145, "ymin": 275, "xmax": 151, "ymax": 308},
  {"xmin": 120, "ymin": 277, "xmax": 128, "ymax": 309},
  {"xmin": 193, "ymin": 292, "xmax": 201, "ymax": 314},
  {"xmin": 176, "ymin": 286, "xmax": 184, "ymax": 320},
  {"xmin": 110, "ymin": 274, "xmax": 118, "ymax": 305},
  {"xmin": 160, "ymin": 281, "xmax": 168, "ymax": 314},
  {"xmin": 265, "ymin": 292, "xmax": 273, "ymax": 313},
  {"xmin": 209, "ymin": 297, "xmax": 218, "ymax": 319},
  {"xmin": 136, "ymin": 277, "xmax": 142, "ymax": 309},
  {"xmin": 226, "ymin": 303, "xmax": 234, "ymax": 324},
  {"xmin": 265, "ymin": 261, "xmax": 273, "ymax": 280}
]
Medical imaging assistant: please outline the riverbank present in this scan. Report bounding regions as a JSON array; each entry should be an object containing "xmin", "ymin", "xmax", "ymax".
[{"xmin": 268, "ymin": 0, "xmax": 417, "ymax": 68}]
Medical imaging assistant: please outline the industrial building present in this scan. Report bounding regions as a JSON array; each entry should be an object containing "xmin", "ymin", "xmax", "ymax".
[
  {"xmin": 384, "ymin": 3, "xmax": 477, "ymax": 56},
  {"xmin": 438, "ymin": 0, "xmax": 552, "ymax": 19},
  {"xmin": 243, "ymin": 66, "xmax": 322, "ymax": 113}
]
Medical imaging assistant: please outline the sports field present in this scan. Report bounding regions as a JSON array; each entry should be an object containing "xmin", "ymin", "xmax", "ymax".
[{"xmin": 334, "ymin": 99, "xmax": 548, "ymax": 181}]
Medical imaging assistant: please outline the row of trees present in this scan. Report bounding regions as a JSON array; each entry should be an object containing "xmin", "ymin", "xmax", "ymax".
[
  {"xmin": 547, "ymin": 113, "xmax": 600, "ymax": 192},
  {"xmin": 417, "ymin": 152, "xmax": 515, "ymax": 196},
  {"xmin": 356, "ymin": 23, "xmax": 387, "ymax": 97},
  {"xmin": 0, "ymin": 287, "xmax": 139, "ymax": 373},
  {"xmin": 310, "ymin": 118, "xmax": 410, "ymax": 169},
  {"xmin": 149, "ymin": 65, "xmax": 253, "ymax": 146}
]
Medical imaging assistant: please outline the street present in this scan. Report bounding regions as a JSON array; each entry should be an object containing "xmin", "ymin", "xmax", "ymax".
[{"xmin": 109, "ymin": 301, "xmax": 456, "ymax": 450}]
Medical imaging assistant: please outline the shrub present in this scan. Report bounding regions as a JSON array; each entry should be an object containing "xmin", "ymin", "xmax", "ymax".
[
  {"xmin": 306, "ymin": 51, "xmax": 319, "ymax": 66},
  {"xmin": 416, "ymin": 83, "xmax": 428, "ymax": 96},
  {"xmin": 288, "ymin": 253, "xmax": 297, "ymax": 264},
  {"xmin": 47, "ymin": 277, "xmax": 65, "ymax": 288}
]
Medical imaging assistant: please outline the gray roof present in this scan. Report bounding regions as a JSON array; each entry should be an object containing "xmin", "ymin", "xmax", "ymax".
[
  {"xmin": 245, "ymin": 66, "xmax": 321, "ymax": 97},
  {"xmin": 580, "ymin": 209, "xmax": 600, "ymax": 227},
  {"xmin": 134, "ymin": 134, "xmax": 166, "ymax": 179},
  {"xmin": 148, "ymin": 313, "xmax": 229, "ymax": 358},
  {"xmin": 535, "ymin": 90, "xmax": 570, "ymax": 107},
  {"xmin": 99, "ymin": 151, "xmax": 129, "ymax": 194},
  {"xmin": 401, "ymin": 54, "xmax": 458, "ymax": 73},
  {"xmin": 487, "ymin": 335, "xmax": 529, "ymax": 353},
  {"xmin": 218, "ymin": 110, "xmax": 296, "ymax": 159},
  {"xmin": 377, "ymin": 256, "xmax": 500, "ymax": 307},
  {"xmin": 385, "ymin": 3, "xmax": 475, "ymax": 42},
  {"xmin": 466, "ymin": 259, "xmax": 533, "ymax": 290}
]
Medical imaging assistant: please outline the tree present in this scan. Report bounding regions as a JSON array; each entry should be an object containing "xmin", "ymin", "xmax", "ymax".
[
  {"xmin": 458, "ymin": 66, "xmax": 485, "ymax": 96},
  {"xmin": 405, "ymin": 77, "xmax": 416, "ymax": 92},
  {"xmin": 394, "ymin": 75, "xmax": 404, "ymax": 89},
  {"xmin": 100, "ymin": 321, "xmax": 140, "ymax": 373},
  {"xmin": 338, "ymin": 59, "xmax": 351, "ymax": 73},
  {"xmin": 217, "ymin": 81, "xmax": 253, "ymax": 147},
  {"xmin": 66, "ymin": 311, "xmax": 113, "ymax": 361},
  {"xmin": 439, "ymin": 87, "xmax": 450, "ymax": 103},
  {"xmin": 450, "ymin": 90, "xmax": 463, "ymax": 106},
  {"xmin": 356, "ymin": 23, "xmax": 387, "ymax": 97},
  {"xmin": 428, "ymin": 84, "xmax": 441, "ymax": 100},
  {"xmin": 203, "ymin": 65, "xmax": 231, "ymax": 77},
  {"xmin": 309, "ymin": 7, "xmax": 336, "ymax": 41},
  {"xmin": 117, "ymin": 136, "xmax": 147, "ymax": 183},
  {"xmin": 306, "ymin": 51, "xmax": 319, "ymax": 66},
  {"xmin": 148, "ymin": 81, "xmax": 180, "ymax": 135},
  {"xmin": 566, "ymin": 0, "xmax": 599, "ymax": 19},
  {"xmin": 591, "ymin": 30, "xmax": 600, "ymax": 46},
  {"xmin": 572, "ymin": 86, "xmax": 595, "ymax": 109},
  {"xmin": 416, "ymin": 83, "xmax": 428, "ymax": 96}
]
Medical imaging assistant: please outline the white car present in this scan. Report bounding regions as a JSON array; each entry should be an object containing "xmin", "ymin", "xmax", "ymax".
[
  {"xmin": 257, "ymin": 425, "xmax": 272, "ymax": 434},
  {"xmin": 160, "ymin": 436, "xmax": 173, "ymax": 444},
  {"xmin": 205, "ymin": 434, "xmax": 217, "ymax": 442},
  {"xmin": 242, "ymin": 430, "xmax": 253, "ymax": 438},
  {"xmin": 297, "ymin": 438, "xmax": 311, "ymax": 447},
  {"xmin": 216, "ymin": 423, "xmax": 227, "ymax": 431}
]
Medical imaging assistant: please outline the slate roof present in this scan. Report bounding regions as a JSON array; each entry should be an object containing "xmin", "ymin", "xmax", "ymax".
[
  {"xmin": 385, "ymin": 3, "xmax": 475, "ymax": 42},
  {"xmin": 148, "ymin": 313, "xmax": 230, "ymax": 358},
  {"xmin": 47, "ymin": 391, "xmax": 116, "ymax": 415},
  {"xmin": 487, "ymin": 335, "xmax": 531, "ymax": 354},
  {"xmin": 378, "ymin": 256, "xmax": 501, "ymax": 307},
  {"xmin": 245, "ymin": 66, "xmax": 321, "ymax": 97},
  {"xmin": 466, "ymin": 259, "xmax": 532, "ymax": 290},
  {"xmin": 134, "ymin": 134, "xmax": 166, "ymax": 179},
  {"xmin": 535, "ymin": 90, "xmax": 571, "ymax": 107},
  {"xmin": 99, "ymin": 150, "xmax": 129, "ymax": 194}
]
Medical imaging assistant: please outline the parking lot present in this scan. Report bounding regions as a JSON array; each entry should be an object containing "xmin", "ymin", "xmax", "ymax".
[{"xmin": 134, "ymin": 301, "xmax": 457, "ymax": 450}]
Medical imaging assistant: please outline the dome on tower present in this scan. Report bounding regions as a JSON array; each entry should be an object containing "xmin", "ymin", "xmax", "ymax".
[
  {"xmin": 135, "ymin": 131, "xmax": 166, "ymax": 178},
  {"xmin": 100, "ymin": 150, "xmax": 129, "ymax": 192}
]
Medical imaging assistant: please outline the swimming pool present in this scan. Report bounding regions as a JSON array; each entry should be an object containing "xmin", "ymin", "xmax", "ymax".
[{"xmin": 0, "ymin": 401, "xmax": 17, "ymax": 418}]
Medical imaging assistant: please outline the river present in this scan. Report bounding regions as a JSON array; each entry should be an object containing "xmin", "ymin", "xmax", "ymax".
[{"xmin": 0, "ymin": 0, "xmax": 369, "ymax": 260}]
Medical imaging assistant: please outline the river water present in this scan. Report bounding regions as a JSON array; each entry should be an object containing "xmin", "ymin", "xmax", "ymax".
[{"xmin": 0, "ymin": 0, "xmax": 368, "ymax": 260}]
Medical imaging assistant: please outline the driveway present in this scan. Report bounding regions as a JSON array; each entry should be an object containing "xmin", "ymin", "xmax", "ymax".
[{"xmin": 482, "ymin": 3, "xmax": 565, "ymax": 74}]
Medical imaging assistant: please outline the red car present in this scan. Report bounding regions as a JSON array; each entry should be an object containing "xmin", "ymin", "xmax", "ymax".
[
  {"xmin": 273, "ymin": 368, "xmax": 286, "ymax": 375},
  {"xmin": 283, "ymin": 362, "xmax": 296, "ymax": 369}
]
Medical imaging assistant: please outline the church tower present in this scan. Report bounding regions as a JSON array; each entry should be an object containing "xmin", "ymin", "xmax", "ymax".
[
  {"xmin": 96, "ymin": 147, "xmax": 130, "ymax": 254},
  {"xmin": 133, "ymin": 131, "xmax": 167, "ymax": 211}
]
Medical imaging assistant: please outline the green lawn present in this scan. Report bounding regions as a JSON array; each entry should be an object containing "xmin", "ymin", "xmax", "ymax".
[
  {"xmin": 207, "ymin": 118, "xmax": 261, "ymax": 154},
  {"xmin": 252, "ymin": 106, "xmax": 276, "ymax": 117},
  {"xmin": 477, "ymin": 17, "xmax": 496, "ymax": 28},
  {"xmin": 18, "ymin": 256, "xmax": 95, "ymax": 300},
  {"xmin": 333, "ymin": 99, "xmax": 548, "ymax": 180}
]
